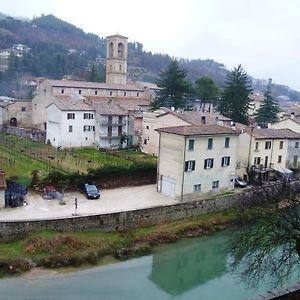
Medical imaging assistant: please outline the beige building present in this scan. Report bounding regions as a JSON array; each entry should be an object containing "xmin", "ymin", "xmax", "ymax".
[
  {"xmin": 156, "ymin": 125, "xmax": 239, "ymax": 201},
  {"xmin": 237, "ymin": 128, "xmax": 300, "ymax": 180},
  {"xmin": 270, "ymin": 117, "xmax": 300, "ymax": 134},
  {"xmin": 142, "ymin": 108, "xmax": 232, "ymax": 156}
]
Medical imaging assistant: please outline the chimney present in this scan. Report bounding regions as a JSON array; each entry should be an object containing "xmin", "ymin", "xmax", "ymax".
[{"xmin": 291, "ymin": 112, "xmax": 295, "ymax": 119}]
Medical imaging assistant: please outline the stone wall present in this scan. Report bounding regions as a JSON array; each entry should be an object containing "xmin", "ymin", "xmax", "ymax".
[
  {"xmin": 0, "ymin": 188, "xmax": 254, "ymax": 242},
  {"xmin": 5, "ymin": 126, "xmax": 46, "ymax": 141},
  {"xmin": 0, "ymin": 181, "xmax": 298, "ymax": 242}
]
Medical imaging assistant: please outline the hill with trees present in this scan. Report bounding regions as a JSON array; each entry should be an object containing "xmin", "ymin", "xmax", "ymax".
[{"xmin": 0, "ymin": 13, "xmax": 299, "ymax": 102}]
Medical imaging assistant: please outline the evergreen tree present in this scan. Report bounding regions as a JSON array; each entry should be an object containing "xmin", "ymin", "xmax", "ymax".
[
  {"xmin": 255, "ymin": 84, "xmax": 280, "ymax": 127},
  {"xmin": 152, "ymin": 60, "xmax": 193, "ymax": 109},
  {"xmin": 194, "ymin": 76, "xmax": 219, "ymax": 112},
  {"xmin": 218, "ymin": 65, "xmax": 252, "ymax": 124}
]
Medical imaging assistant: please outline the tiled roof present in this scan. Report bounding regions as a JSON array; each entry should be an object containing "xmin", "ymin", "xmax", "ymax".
[
  {"xmin": 159, "ymin": 108, "xmax": 232, "ymax": 125},
  {"xmin": 51, "ymin": 95, "xmax": 94, "ymax": 111},
  {"xmin": 248, "ymin": 128, "xmax": 300, "ymax": 139},
  {"xmin": 46, "ymin": 79, "xmax": 144, "ymax": 92},
  {"xmin": 89, "ymin": 99, "xmax": 128, "ymax": 116},
  {"xmin": 156, "ymin": 125, "xmax": 239, "ymax": 136}
]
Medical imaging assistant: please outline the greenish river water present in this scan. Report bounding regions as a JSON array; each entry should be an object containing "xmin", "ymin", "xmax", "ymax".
[{"xmin": 0, "ymin": 231, "xmax": 298, "ymax": 300}]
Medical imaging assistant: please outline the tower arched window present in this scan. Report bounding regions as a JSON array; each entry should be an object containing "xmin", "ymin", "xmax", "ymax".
[
  {"xmin": 109, "ymin": 42, "xmax": 113, "ymax": 58},
  {"xmin": 118, "ymin": 43, "xmax": 124, "ymax": 59}
]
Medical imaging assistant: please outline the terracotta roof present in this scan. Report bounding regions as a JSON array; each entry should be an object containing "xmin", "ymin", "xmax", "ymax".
[
  {"xmin": 158, "ymin": 108, "xmax": 232, "ymax": 125},
  {"xmin": 156, "ymin": 125, "xmax": 239, "ymax": 136},
  {"xmin": 106, "ymin": 33, "xmax": 128, "ymax": 39},
  {"xmin": 248, "ymin": 128, "xmax": 300, "ymax": 139},
  {"xmin": 90, "ymin": 99, "xmax": 128, "ymax": 116},
  {"xmin": 46, "ymin": 79, "xmax": 143, "ymax": 92},
  {"xmin": 51, "ymin": 95, "xmax": 94, "ymax": 111}
]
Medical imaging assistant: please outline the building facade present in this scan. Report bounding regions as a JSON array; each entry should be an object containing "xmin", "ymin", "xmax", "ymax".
[{"xmin": 156, "ymin": 125, "xmax": 239, "ymax": 201}]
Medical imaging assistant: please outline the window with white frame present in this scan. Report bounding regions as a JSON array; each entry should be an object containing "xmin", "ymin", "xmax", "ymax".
[
  {"xmin": 204, "ymin": 158, "xmax": 214, "ymax": 169},
  {"xmin": 265, "ymin": 141, "xmax": 272, "ymax": 149},
  {"xmin": 212, "ymin": 180, "xmax": 219, "ymax": 189},
  {"xmin": 68, "ymin": 125, "xmax": 73, "ymax": 132},
  {"xmin": 221, "ymin": 156, "xmax": 231, "ymax": 167},
  {"xmin": 254, "ymin": 157, "xmax": 261, "ymax": 165},
  {"xmin": 194, "ymin": 184, "xmax": 201, "ymax": 192},
  {"xmin": 188, "ymin": 139, "xmax": 195, "ymax": 151},
  {"xmin": 84, "ymin": 113, "xmax": 94, "ymax": 119},
  {"xmin": 185, "ymin": 160, "xmax": 196, "ymax": 172},
  {"xmin": 67, "ymin": 113, "xmax": 75, "ymax": 120},
  {"xmin": 84, "ymin": 125, "xmax": 94, "ymax": 132},
  {"xmin": 225, "ymin": 137, "xmax": 230, "ymax": 148}
]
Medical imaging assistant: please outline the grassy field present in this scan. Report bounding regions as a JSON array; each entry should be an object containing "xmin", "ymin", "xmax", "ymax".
[
  {"xmin": 0, "ymin": 133, "xmax": 157, "ymax": 186},
  {"xmin": 0, "ymin": 210, "xmax": 238, "ymax": 275}
]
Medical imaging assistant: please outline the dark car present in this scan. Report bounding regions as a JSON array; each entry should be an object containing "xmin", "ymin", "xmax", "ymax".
[
  {"xmin": 234, "ymin": 176, "xmax": 247, "ymax": 188},
  {"xmin": 80, "ymin": 183, "xmax": 100, "ymax": 199}
]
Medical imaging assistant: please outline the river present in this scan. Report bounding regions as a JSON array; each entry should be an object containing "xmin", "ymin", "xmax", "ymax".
[{"xmin": 0, "ymin": 231, "xmax": 298, "ymax": 300}]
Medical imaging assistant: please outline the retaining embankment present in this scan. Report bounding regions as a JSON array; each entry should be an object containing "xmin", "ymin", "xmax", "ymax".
[{"xmin": 0, "ymin": 181, "xmax": 299, "ymax": 241}]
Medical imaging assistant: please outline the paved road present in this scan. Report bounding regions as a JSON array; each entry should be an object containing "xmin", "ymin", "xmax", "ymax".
[{"xmin": 0, "ymin": 185, "xmax": 178, "ymax": 221}]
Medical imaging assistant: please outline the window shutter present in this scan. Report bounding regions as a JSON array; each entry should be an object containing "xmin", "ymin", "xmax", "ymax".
[
  {"xmin": 204, "ymin": 159, "xmax": 207, "ymax": 169},
  {"xmin": 185, "ymin": 161, "xmax": 188, "ymax": 172},
  {"xmin": 211, "ymin": 159, "xmax": 214, "ymax": 168},
  {"xmin": 192, "ymin": 161, "xmax": 195, "ymax": 170},
  {"xmin": 221, "ymin": 157, "xmax": 224, "ymax": 167}
]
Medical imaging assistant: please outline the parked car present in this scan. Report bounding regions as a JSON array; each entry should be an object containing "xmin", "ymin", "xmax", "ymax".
[
  {"xmin": 234, "ymin": 177, "xmax": 247, "ymax": 188},
  {"xmin": 80, "ymin": 183, "xmax": 100, "ymax": 199}
]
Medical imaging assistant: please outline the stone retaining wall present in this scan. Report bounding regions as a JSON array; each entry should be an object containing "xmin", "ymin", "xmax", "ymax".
[{"xmin": 0, "ymin": 181, "xmax": 299, "ymax": 241}]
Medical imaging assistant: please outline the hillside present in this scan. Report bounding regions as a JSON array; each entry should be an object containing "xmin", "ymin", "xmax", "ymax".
[{"xmin": 0, "ymin": 13, "xmax": 299, "ymax": 102}]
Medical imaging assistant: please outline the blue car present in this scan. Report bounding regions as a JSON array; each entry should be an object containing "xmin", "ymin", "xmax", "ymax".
[{"xmin": 80, "ymin": 183, "xmax": 100, "ymax": 199}]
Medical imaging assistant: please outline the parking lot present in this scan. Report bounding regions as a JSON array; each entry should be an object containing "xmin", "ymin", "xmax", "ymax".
[{"xmin": 0, "ymin": 184, "xmax": 178, "ymax": 221}]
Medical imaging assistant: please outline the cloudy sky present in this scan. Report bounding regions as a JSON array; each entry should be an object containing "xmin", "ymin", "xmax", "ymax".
[{"xmin": 1, "ymin": 0, "xmax": 299, "ymax": 90}]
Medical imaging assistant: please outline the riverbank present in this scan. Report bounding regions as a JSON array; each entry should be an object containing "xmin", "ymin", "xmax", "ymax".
[{"xmin": 0, "ymin": 209, "xmax": 239, "ymax": 277}]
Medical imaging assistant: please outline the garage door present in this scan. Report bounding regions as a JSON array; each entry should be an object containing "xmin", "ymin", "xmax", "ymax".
[{"xmin": 161, "ymin": 176, "xmax": 176, "ymax": 199}]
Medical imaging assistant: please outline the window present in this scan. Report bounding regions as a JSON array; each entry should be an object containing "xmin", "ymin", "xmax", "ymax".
[
  {"xmin": 295, "ymin": 142, "xmax": 299, "ymax": 148},
  {"xmin": 109, "ymin": 91, "xmax": 112, "ymax": 96},
  {"xmin": 118, "ymin": 116, "xmax": 123, "ymax": 124},
  {"xmin": 144, "ymin": 139, "xmax": 147, "ymax": 145},
  {"xmin": 119, "ymin": 65, "xmax": 122, "ymax": 71},
  {"xmin": 79, "ymin": 89, "xmax": 82, "ymax": 95},
  {"xmin": 146, "ymin": 126, "xmax": 149, "ymax": 129},
  {"xmin": 91, "ymin": 126, "xmax": 95, "ymax": 132},
  {"xmin": 95, "ymin": 90, "xmax": 98, "ymax": 96},
  {"xmin": 201, "ymin": 116, "xmax": 206, "ymax": 124},
  {"xmin": 207, "ymin": 138, "xmax": 213, "ymax": 149},
  {"xmin": 225, "ymin": 137, "xmax": 230, "ymax": 148},
  {"xmin": 212, "ymin": 181, "xmax": 219, "ymax": 189},
  {"xmin": 83, "ymin": 125, "xmax": 91, "ymax": 132},
  {"xmin": 185, "ymin": 160, "xmax": 196, "ymax": 172},
  {"xmin": 279, "ymin": 141, "xmax": 284, "ymax": 149},
  {"xmin": 21, "ymin": 107, "xmax": 26, "ymax": 112},
  {"xmin": 108, "ymin": 116, "xmax": 112, "ymax": 125},
  {"xmin": 265, "ymin": 141, "xmax": 272, "ymax": 149},
  {"xmin": 188, "ymin": 139, "xmax": 195, "ymax": 151},
  {"xmin": 67, "ymin": 113, "xmax": 75, "ymax": 120},
  {"xmin": 278, "ymin": 155, "xmax": 282, "ymax": 163},
  {"xmin": 61, "ymin": 89, "xmax": 64, "ymax": 94},
  {"xmin": 124, "ymin": 92, "xmax": 126, "ymax": 96},
  {"xmin": 137, "ymin": 92, "xmax": 139, "ymax": 97},
  {"xmin": 221, "ymin": 156, "xmax": 231, "ymax": 167},
  {"xmin": 68, "ymin": 125, "xmax": 73, "ymax": 132},
  {"xmin": 254, "ymin": 157, "xmax": 261, "ymax": 165},
  {"xmin": 204, "ymin": 158, "xmax": 214, "ymax": 169},
  {"xmin": 293, "ymin": 155, "xmax": 298, "ymax": 167},
  {"xmin": 108, "ymin": 126, "xmax": 112, "ymax": 137},
  {"xmin": 84, "ymin": 113, "xmax": 94, "ymax": 119},
  {"xmin": 118, "ymin": 126, "xmax": 122, "ymax": 136},
  {"xmin": 194, "ymin": 184, "xmax": 201, "ymax": 192},
  {"xmin": 255, "ymin": 141, "xmax": 259, "ymax": 151}
]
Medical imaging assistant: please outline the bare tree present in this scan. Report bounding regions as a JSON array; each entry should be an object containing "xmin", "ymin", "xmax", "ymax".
[{"xmin": 227, "ymin": 180, "xmax": 300, "ymax": 287}]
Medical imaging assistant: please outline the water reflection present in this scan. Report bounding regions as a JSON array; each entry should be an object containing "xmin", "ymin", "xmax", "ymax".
[{"xmin": 150, "ymin": 233, "xmax": 227, "ymax": 295}]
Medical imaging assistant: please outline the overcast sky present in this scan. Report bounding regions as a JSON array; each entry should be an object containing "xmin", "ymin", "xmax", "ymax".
[{"xmin": 0, "ymin": 0, "xmax": 299, "ymax": 90}]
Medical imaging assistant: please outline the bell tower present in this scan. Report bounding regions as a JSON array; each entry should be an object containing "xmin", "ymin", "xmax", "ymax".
[{"xmin": 106, "ymin": 34, "xmax": 128, "ymax": 85}]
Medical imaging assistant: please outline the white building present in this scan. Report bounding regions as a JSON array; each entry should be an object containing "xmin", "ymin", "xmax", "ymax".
[
  {"xmin": 46, "ymin": 95, "xmax": 129, "ymax": 149},
  {"xmin": 142, "ymin": 108, "xmax": 232, "ymax": 156},
  {"xmin": 156, "ymin": 125, "xmax": 239, "ymax": 201},
  {"xmin": 237, "ymin": 128, "xmax": 300, "ymax": 180}
]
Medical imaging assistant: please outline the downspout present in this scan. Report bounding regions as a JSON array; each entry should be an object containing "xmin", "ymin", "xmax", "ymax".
[
  {"xmin": 247, "ymin": 128, "xmax": 253, "ymax": 171},
  {"xmin": 270, "ymin": 138, "xmax": 275, "ymax": 168},
  {"xmin": 156, "ymin": 132, "xmax": 161, "ymax": 192},
  {"xmin": 181, "ymin": 136, "xmax": 187, "ymax": 202}
]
